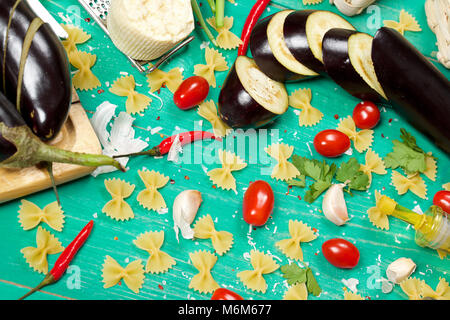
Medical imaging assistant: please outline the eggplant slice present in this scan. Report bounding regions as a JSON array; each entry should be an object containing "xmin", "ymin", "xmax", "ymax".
[
  {"xmin": 372, "ymin": 27, "xmax": 450, "ymax": 153},
  {"xmin": 283, "ymin": 10, "xmax": 355, "ymax": 74},
  {"xmin": 218, "ymin": 56, "xmax": 289, "ymax": 128},
  {"xmin": 323, "ymin": 29, "xmax": 387, "ymax": 101}
]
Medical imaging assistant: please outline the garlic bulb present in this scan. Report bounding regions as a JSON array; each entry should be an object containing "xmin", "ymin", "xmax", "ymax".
[
  {"xmin": 173, "ymin": 190, "xmax": 202, "ymax": 242},
  {"xmin": 330, "ymin": 0, "xmax": 378, "ymax": 16},
  {"xmin": 386, "ymin": 257, "xmax": 416, "ymax": 284},
  {"xmin": 425, "ymin": 0, "xmax": 450, "ymax": 69},
  {"xmin": 322, "ymin": 184, "xmax": 349, "ymax": 226}
]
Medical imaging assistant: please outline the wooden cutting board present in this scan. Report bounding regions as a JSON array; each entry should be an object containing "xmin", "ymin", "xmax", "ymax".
[{"xmin": 0, "ymin": 91, "xmax": 102, "ymax": 203}]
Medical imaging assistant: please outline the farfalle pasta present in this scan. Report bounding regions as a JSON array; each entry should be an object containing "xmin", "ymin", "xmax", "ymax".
[
  {"xmin": 109, "ymin": 75, "xmax": 151, "ymax": 115},
  {"xmin": 275, "ymin": 220, "xmax": 317, "ymax": 261},
  {"xmin": 423, "ymin": 153, "xmax": 437, "ymax": 181},
  {"xmin": 101, "ymin": 255, "xmax": 145, "ymax": 294},
  {"xmin": 443, "ymin": 183, "xmax": 450, "ymax": 191},
  {"xmin": 400, "ymin": 277, "xmax": 449, "ymax": 300},
  {"xmin": 360, "ymin": 148, "xmax": 387, "ymax": 186},
  {"xmin": 337, "ymin": 116, "xmax": 373, "ymax": 153},
  {"xmin": 265, "ymin": 143, "xmax": 300, "ymax": 181},
  {"xmin": 21, "ymin": 226, "xmax": 64, "ymax": 274},
  {"xmin": 61, "ymin": 24, "xmax": 91, "ymax": 54},
  {"xmin": 18, "ymin": 200, "xmax": 64, "ymax": 232},
  {"xmin": 198, "ymin": 100, "xmax": 231, "ymax": 138},
  {"xmin": 102, "ymin": 178, "xmax": 135, "ymax": 221},
  {"xmin": 367, "ymin": 190, "xmax": 392, "ymax": 230},
  {"xmin": 69, "ymin": 50, "xmax": 100, "ymax": 91},
  {"xmin": 303, "ymin": 0, "xmax": 323, "ymax": 4},
  {"xmin": 133, "ymin": 231, "xmax": 176, "ymax": 274},
  {"xmin": 206, "ymin": 16, "xmax": 243, "ymax": 50},
  {"xmin": 194, "ymin": 47, "xmax": 228, "ymax": 88},
  {"xmin": 237, "ymin": 250, "xmax": 279, "ymax": 293},
  {"xmin": 207, "ymin": 150, "xmax": 247, "ymax": 192},
  {"xmin": 384, "ymin": 10, "xmax": 421, "ymax": 35},
  {"xmin": 391, "ymin": 171, "xmax": 427, "ymax": 199},
  {"xmin": 344, "ymin": 290, "xmax": 364, "ymax": 300},
  {"xmin": 188, "ymin": 250, "xmax": 220, "ymax": 294},
  {"xmin": 193, "ymin": 215, "xmax": 234, "ymax": 255},
  {"xmin": 147, "ymin": 67, "xmax": 183, "ymax": 93},
  {"xmin": 288, "ymin": 88, "xmax": 323, "ymax": 127},
  {"xmin": 283, "ymin": 283, "xmax": 308, "ymax": 300},
  {"xmin": 137, "ymin": 170, "xmax": 169, "ymax": 211}
]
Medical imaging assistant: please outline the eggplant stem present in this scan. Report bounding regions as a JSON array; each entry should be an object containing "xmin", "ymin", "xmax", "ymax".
[
  {"xmin": 18, "ymin": 274, "xmax": 55, "ymax": 300},
  {"xmin": 113, "ymin": 147, "xmax": 160, "ymax": 159},
  {"xmin": 45, "ymin": 162, "xmax": 61, "ymax": 207}
]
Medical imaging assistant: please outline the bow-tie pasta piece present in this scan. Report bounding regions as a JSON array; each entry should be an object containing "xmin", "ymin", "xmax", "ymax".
[
  {"xmin": 206, "ymin": 16, "xmax": 243, "ymax": 50},
  {"xmin": 367, "ymin": 190, "xmax": 394, "ymax": 230},
  {"xmin": 265, "ymin": 143, "xmax": 300, "ymax": 181},
  {"xmin": 289, "ymin": 88, "xmax": 323, "ymax": 127},
  {"xmin": 61, "ymin": 24, "xmax": 91, "ymax": 55},
  {"xmin": 194, "ymin": 47, "xmax": 229, "ymax": 88},
  {"xmin": 283, "ymin": 283, "xmax": 308, "ymax": 300},
  {"xmin": 101, "ymin": 256, "xmax": 145, "ymax": 293},
  {"xmin": 69, "ymin": 50, "xmax": 101, "ymax": 91},
  {"xmin": 18, "ymin": 200, "xmax": 65, "ymax": 231},
  {"xmin": 193, "ymin": 215, "xmax": 234, "ymax": 255},
  {"xmin": 102, "ymin": 178, "xmax": 135, "ymax": 221},
  {"xmin": 237, "ymin": 250, "xmax": 279, "ymax": 293},
  {"xmin": 188, "ymin": 250, "xmax": 220, "ymax": 294},
  {"xmin": 137, "ymin": 170, "xmax": 170, "ymax": 211},
  {"xmin": 384, "ymin": 10, "xmax": 421, "ymax": 35},
  {"xmin": 360, "ymin": 148, "xmax": 387, "ymax": 186},
  {"xmin": 133, "ymin": 231, "xmax": 176, "ymax": 274},
  {"xmin": 275, "ymin": 220, "xmax": 317, "ymax": 261},
  {"xmin": 337, "ymin": 116, "xmax": 373, "ymax": 153},
  {"xmin": 391, "ymin": 171, "xmax": 427, "ymax": 199},
  {"xmin": 21, "ymin": 226, "xmax": 64, "ymax": 274},
  {"xmin": 207, "ymin": 150, "xmax": 247, "ymax": 192},
  {"xmin": 110, "ymin": 75, "xmax": 151, "ymax": 115},
  {"xmin": 147, "ymin": 67, "xmax": 183, "ymax": 93},
  {"xmin": 344, "ymin": 290, "xmax": 365, "ymax": 300},
  {"xmin": 303, "ymin": 0, "xmax": 323, "ymax": 4},
  {"xmin": 197, "ymin": 100, "xmax": 231, "ymax": 138},
  {"xmin": 423, "ymin": 153, "xmax": 437, "ymax": 181}
]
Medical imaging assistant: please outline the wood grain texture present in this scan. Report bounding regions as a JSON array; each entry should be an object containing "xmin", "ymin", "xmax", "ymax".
[{"xmin": 0, "ymin": 0, "xmax": 448, "ymax": 301}]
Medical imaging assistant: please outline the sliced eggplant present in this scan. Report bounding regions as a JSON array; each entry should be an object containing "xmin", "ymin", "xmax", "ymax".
[
  {"xmin": 250, "ymin": 10, "xmax": 317, "ymax": 82},
  {"xmin": 372, "ymin": 27, "xmax": 450, "ymax": 153},
  {"xmin": 323, "ymin": 29, "xmax": 387, "ymax": 101},
  {"xmin": 1, "ymin": 0, "xmax": 72, "ymax": 141},
  {"xmin": 218, "ymin": 56, "xmax": 289, "ymax": 128},
  {"xmin": 283, "ymin": 10, "xmax": 355, "ymax": 73}
]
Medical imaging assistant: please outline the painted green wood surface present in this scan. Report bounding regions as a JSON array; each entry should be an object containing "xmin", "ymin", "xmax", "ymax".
[{"xmin": 0, "ymin": 0, "xmax": 449, "ymax": 300}]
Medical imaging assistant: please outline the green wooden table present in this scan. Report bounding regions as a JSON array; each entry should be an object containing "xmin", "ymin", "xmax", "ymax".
[{"xmin": 1, "ymin": 0, "xmax": 448, "ymax": 300}]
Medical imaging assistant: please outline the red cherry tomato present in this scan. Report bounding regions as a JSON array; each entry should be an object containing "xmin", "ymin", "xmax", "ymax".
[
  {"xmin": 433, "ymin": 190, "xmax": 450, "ymax": 214},
  {"xmin": 173, "ymin": 76, "xmax": 209, "ymax": 110},
  {"xmin": 243, "ymin": 180, "xmax": 274, "ymax": 227},
  {"xmin": 352, "ymin": 101, "xmax": 380, "ymax": 129},
  {"xmin": 211, "ymin": 288, "xmax": 244, "ymax": 300},
  {"xmin": 322, "ymin": 238, "xmax": 360, "ymax": 269},
  {"xmin": 313, "ymin": 129, "xmax": 351, "ymax": 157}
]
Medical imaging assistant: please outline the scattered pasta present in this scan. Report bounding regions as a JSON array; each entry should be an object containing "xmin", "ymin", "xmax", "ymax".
[
  {"xmin": 360, "ymin": 148, "xmax": 387, "ymax": 186},
  {"xmin": 61, "ymin": 24, "xmax": 91, "ymax": 54},
  {"xmin": 102, "ymin": 178, "xmax": 135, "ymax": 221},
  {"xmin": 443, "ymin": 183, "xmax": 450, "ymax": 191},
  {"xmin": 303, "ymin": 0, "xmax": 323, "ymax": 4},
  {"xmin": 367, "ymin": 190, "xmax": 392, "ymax": 230},
  {"xmin": 337, "ymin": 116, "xmax": 373, "ymax": 153},
  {"xmin": 198, "ymin": 100, "xmax": 231, "ymax": 138},
  {"xmin": 207, "ymin": 150, "xmax": 247, "ymax": 192},
  {"xmin": 400, "ymin": 277, "xmax": 424, "ymax": 300},
  {"xmin": 384, "ymin": 10, "xmax": 421, "ymax": 35},
  {"xmin": 147, "ymin": 66, "xmax": 183, "ymax": 93},
  {"xmin": 391, "ymin": 171, "xmax": 427, "ymax": 199},
  {"xmin": 20, "ymin": 226, "xmax": 64, "ymax": 274},
  {"xmin": 18, "ymin": 199, "xmax": 64, "ymax": 232},
  {"xmin": 101, "ymin": 255, "xmax": 145, "ymax": 294},
  {"xmin": 283, "ymin": 283, "xmax": 308, "ymax": 300},
  {"xmin": 194, "ymin": 47, "xmax": 228, "ymax": 88},
  {"xmin": 265, "ymin": 143, "xmax": 300, "ymax": 181},
  {"xmin": 237, "ymin": 250, "xmax": 279, "ymax": 293},
  {"xmin": 69, "ymin": 50, "xmax": 101, "ymax": 91},
  {"xmin": 423, "ymin": 153, "xmax": 437, "ymax": 181},
  {"xmin": 188, "ymin": 250, "xmax": 220, "ymax": 294},
  {"xmin": 400, "ymin": 277, "xmax": 449, "ymax": 300},
  {"xmin": 137, "ymin": 170, "xmax": 169, "ymax": 211},
  {"xmin": 109, "ymin": 75, "xmax": 151, "ymax": 115},
  {"xmin": 207, "ymin": 16, "xmax": 243, "ymax": 50},
  {"xmin": 133, "ymin": 231, "xmax": 176, "ymax": 274},
  {"xmin": 344, "ymin": 290, "xmax": 365, "ymax": 300},
  {"xmin": 288, "ymin": 88, "xmax": 323, "ymax": 127},
  {"xmin": 275, "ymin": 220, "xmax": 317, "ymax": 261},
  {"xmin": 193, "ymin": 214, "xmax": 234, "ymax": 255}
]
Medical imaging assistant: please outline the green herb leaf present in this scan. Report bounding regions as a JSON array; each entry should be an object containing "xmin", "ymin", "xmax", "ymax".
[
  {"xmin": 304, "ymin": 180, "xmax": 332, "ymax": 203},
  {"xmin": 280, "ymin": 264, "xmax": 307, "ymax": 286},
  {"xmin": 306, "ymin": 268, "xmax": 322, "ymax": 297},
  {"xmin": 384, "ymin": 140, "xmax": 427, "ymax": 174},
  {"xmin": 287, "ymin": 175, "xmax": 306, "ymax": 188},
  {"xmin": 335, "ymin": 158, "xmax": 370, "ymax": 191}
]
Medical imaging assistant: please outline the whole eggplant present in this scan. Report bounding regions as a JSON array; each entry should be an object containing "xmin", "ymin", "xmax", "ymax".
[{"xmin": 1, "ymin": 0, "xmax": 71, "ymax": 141}]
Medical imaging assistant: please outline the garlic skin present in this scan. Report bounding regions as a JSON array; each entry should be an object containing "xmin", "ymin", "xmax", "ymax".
[
  {"xmin": 322, "ymin": 183, "xmax": 349, "ymax": 226},
  {"xmin": 330, "ymin": 0, "xmax": 378, "ymax": 16},
  {"xmin": 386, "ymin": 258, "xmax": 416, "ymax": 284},
  {"xmin": 173, "ymin": 190, "xmax": 202, "ymax": 242}
]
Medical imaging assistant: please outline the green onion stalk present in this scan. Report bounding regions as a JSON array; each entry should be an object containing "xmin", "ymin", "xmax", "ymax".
[
  {"xmin": 191, "ymin": 0, "xmax": 218, "ymax": 46},
  {"xmin": 215, "ymin": 0, "xmax": 225, "ymax": 28}
]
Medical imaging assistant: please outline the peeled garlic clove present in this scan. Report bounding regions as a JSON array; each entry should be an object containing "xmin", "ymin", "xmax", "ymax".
[
  {"xmin": 322, "ymin": 183, "xmax": 349, "ymax": 226},
  {"xmin": 173, "ymin": 190, "xmax": 202, "ymax": 242},
  {"xmin": 386, "ymin": 257, "xmax": 416, "ymax": 284}
]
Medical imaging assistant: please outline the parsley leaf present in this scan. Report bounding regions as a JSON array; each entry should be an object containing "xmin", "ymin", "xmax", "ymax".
[
  {"xmin": 280, "ymin": 264, "xmax": 307, "ymax": 286},
  {"xmin": 286, "ymin": 175, "xmax": 306, "ymax": 188},
  {"xmin": 304, "ymin": 180, "xmax": 332, "ymax": 203},
  {"xmin": 306, "ymin": 267, "xmax": 322, "ymax": 297},
  {"xmin": 335, "ymin": 158, "xmax": 370, "ymax": 191},
  {"xmin": 384, "ymin": 139, "xmax": 427, "ymax": 174}
]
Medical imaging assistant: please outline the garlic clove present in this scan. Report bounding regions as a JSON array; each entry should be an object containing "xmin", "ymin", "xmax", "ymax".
[
  {"xmin": 173, "ymin": 190, "xmax": 202, "ymax": 242},
  {"xmin": 322, "ymin": 183, "xmax": 349, "ymax": 226},
  {"xmin": 386, "ymin": 257, "xmax": 416, "ymax": 284}
]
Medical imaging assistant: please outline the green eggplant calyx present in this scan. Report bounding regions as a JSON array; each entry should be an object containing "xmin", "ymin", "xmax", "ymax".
[{"xmin": 0, "ymin": 123, "xmax": 125, "ymax": 172}]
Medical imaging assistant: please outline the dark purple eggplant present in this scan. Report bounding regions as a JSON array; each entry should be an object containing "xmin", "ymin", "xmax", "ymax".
[
  {"xmin": 250, "ymin": 10, "xmax": 314, "ymax": 82},
  {"xmin": 1, "ymin": 0, "xmax": 71, "ymax": 141},
  {"xmin": 372, "ymin": 27, "xmax": 450, "ymax": 153},
  {"xmin": 323, "ymin": 28, "xmax": 386, "ymax": 102},
  {"xmin": 218, "ymin": 56, "xmax": 288, "ymax": 128},
  {"xmin": 283, "ymin": 10, "xmax": 355, "ymax": 74}
]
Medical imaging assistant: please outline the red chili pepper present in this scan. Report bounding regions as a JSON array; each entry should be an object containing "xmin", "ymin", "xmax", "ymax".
[
  {"xmin": 18, "ymin": 221, "xmax": 94, "ymax": 300},
  {"xmin": 237, "ymin": 0, "xmax": 271, "ymax": 56}
]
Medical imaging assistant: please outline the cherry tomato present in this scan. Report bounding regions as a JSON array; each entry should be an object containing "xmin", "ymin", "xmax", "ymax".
[
  {"xmin": 313, "ymin": 129, "xmax": 351, "ymax": 157},
  {"xmin": 322, "ymin": 238, "xmax": 360, "ymax": 269},
  {"xmin": 243, "ymin": 180, "xmax": 274, "ymax": 227},
  {"xmin": 353, "ymin": 101, "xmax": 380, "ymax": 129},
  {"xmin": 433, "ymin": 190, "xmax": 450, "ymax": 214},
  {"xmin": 173, "ymin": 76, "xmax": 209, "ymax": 110},
  {"xmin": 211, "ymin": 288, "xmax": 244, "ymax": 300}
]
